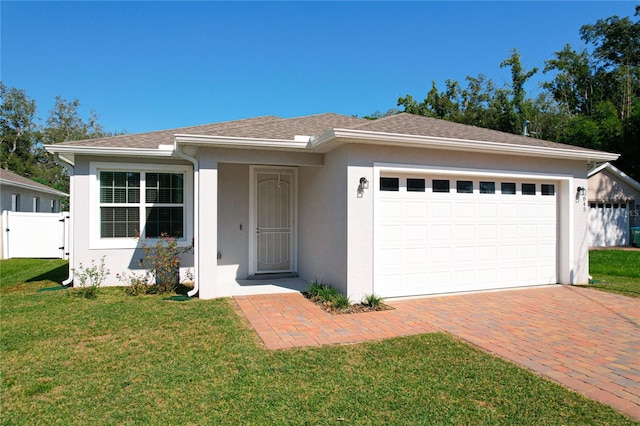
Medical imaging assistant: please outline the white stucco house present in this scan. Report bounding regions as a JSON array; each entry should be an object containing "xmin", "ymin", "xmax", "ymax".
[
  {"xmin": 587, "ymin": 162, "xmax": 640, "ymax": 247},
  {"xmin": 45, "ymin": 112, "xmax": 619, "ymax": 300},
  {"xmin": 1, "ymin": 169, "xmax": 69, "ymax": 259},
  {"xmin": 0, "ymin": 168, "xmax": 67, "ymax": 213}
]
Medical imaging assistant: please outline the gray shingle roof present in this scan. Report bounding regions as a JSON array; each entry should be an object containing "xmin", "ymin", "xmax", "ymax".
[
  {"xmin": 53, "ymin": 112, "xmax": 610, "ymax": 156},
  {"xmin": 0, "ymin": 168, "xmax": 68, "ymax": 196}
]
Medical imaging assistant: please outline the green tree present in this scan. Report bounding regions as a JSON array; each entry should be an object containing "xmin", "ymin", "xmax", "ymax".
[
  {"xmin": 0, "ymin": 82, "xmax": 40, "ymax": 176},
  {"xmin": 580, "ymin": 7, "xmax": 640, "ymax": 120}
]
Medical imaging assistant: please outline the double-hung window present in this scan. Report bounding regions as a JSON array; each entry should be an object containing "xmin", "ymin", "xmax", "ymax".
[{"xmin": 99, "ymin": 170, "xmax": 184, "ymax": 240}]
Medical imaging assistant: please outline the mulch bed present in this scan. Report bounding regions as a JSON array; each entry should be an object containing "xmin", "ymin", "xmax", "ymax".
[{"xmin": 303, "ymin": 293, "xmax": 394, "ymax": 314}]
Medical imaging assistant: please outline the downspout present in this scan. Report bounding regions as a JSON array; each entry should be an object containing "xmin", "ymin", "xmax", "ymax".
[
  {"xmin": 174, "ymin": 141, "xmax": 200, "ymax": 297},
  {"xmin": 53, "ymin": 153, "xmax": 74, "ymax": 286}
]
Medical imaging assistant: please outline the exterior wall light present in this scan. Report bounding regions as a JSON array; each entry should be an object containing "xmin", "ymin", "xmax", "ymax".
[{"xmin": 359, "ymin": 177, "xmax": 369, "ymax": 189}]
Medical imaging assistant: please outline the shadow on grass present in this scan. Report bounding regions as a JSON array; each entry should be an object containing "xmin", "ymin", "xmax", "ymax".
[{"xmin": 27, "ymin": 263, "xmax": 69, "ymax": 284}]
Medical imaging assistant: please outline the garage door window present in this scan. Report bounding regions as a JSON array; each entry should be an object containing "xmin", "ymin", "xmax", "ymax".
[
  {"xmin": 432, "ymin": 179, "xmax": 450, "ymax": 193},
  {"xmin": 380, "ymin": 177, "xmax": 399, "ymax": 191},
  {"xmin": 541, "ymin": 184, "xmax": 555, "ymax": 196},
  {"xmin": 456, "ymin": 180, "xmax": 473, "ymax": 193},
  {"xmin": 522, "ymin": 183, "xmax": 536, "ymax": 195},
  {"xmin": 480, "ymin": 181, "xmax": 495, "ymax": 194},
  {"xmin": 501, "ymin": 182, "xmax": 516, "ymax": 194},
  {"xmin": 407, "ymin": 178, "xmax": 426, "ymax": 192}
]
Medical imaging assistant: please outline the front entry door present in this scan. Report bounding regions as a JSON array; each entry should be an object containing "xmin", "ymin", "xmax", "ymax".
[{"xmin": 250, "ymin": 167, "xmax": 296, "ymax": 274}]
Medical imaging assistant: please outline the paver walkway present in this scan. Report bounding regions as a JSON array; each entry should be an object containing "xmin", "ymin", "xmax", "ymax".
[{"xmin": 235, "ymin": 286, "xmax": 640, "ymax": 420}]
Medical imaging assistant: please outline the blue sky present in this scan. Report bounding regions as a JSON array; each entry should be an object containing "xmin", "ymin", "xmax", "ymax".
[{"xmin": 1, "ymin": 1, "xmax": 635, "ymax": 134}]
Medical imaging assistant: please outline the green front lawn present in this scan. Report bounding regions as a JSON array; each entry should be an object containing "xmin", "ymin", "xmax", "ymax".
[
  {"xmin": 1, "ymin": 259, "xmax": 636, "ymax": 424},
  {"xmin": 587, "ymin": 249, "xmax": 640, "ymax": 297}
]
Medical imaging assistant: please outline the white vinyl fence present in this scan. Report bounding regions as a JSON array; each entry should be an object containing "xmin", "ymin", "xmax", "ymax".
[{"xmin": 1, "ymin": 211, "xmax": 70, "ymax": 259}]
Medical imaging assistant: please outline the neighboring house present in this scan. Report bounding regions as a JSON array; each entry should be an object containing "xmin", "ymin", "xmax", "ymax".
[
  {"xmin": 45, "ymin": 112, "xmax": 618, "ymax": 300},
  {"xmin": 0, "ymin": 168, "xmax": 67, "ymax": 213},
  {"xmin": 587, "ymin": 162, "xmax": 640, "ymax": 247},
  {"xmin": 1, "ymin": 168, "xmax": 69, "ymax": 259}
]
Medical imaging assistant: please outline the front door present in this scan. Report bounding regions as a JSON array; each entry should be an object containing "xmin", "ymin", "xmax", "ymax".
[{"xmin": 250, "ymin": 167, "xmax": 296, "ymax": 274}]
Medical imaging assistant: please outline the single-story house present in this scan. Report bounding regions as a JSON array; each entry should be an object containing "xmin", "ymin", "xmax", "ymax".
[
  {"xmin": 587, "ymin": 162, "xmax": 640, "ymax": 247},
  {"xmin": 0, "ymin": 168, "xmax": 67, "ymax": 213},
  {"xmin": 1, "ymin": 168, "xmax": 69, "ymax": 259},
  {"xmin": 45, "ymin": 112, "xmax": 619, "ymax": 300}
]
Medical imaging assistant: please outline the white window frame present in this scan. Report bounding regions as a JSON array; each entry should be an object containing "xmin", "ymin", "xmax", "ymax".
[
  {"xmin": 33, "ymin": 197, "xmax": 40, "ymax": 212},
  {"xmin": 11, "ymin": 194, "xmax": 20, "ymax": 212},
  {"xmin": 90, "ymin": 162, "xmax": 193, "ymax": 249}
]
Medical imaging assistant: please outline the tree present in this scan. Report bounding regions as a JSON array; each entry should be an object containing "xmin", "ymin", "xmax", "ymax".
[
  {"xmin": 0, "ymin": 82, "xmax": 39, "ymax": 176},
  {"xmin": 580, "ymin": 8, "xmax": 640, "ymax": 120},
  {"xmin": 1, "ymin": 82, "xmax": 118, "ymax": 195},
  {"xmin": 44, "ymin": 96, "xmax": 108, "ymax": 144},
  {"xmin": 499, "ymin": 49, "xmax": 539, "ymax": 133},
  {"xmin": 543, "ymin": 44, "xmax": 598, "ymax": 116}
]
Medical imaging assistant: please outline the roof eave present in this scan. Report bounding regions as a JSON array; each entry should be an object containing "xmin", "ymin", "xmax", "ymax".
[
  {"xmin": 311, "ymin": 128, "xmax": 620, "ymax": 162},
  {"xmin": 588, "ymin": 162, "xmax": 640, "ymax": 191},
  {"xmin": 44, "ymin": 144, "xmax": 176, "ymax": 163},
  {"xmin": 0, "ymin": 179, "xmax": 68, "ymax": 197},
  {"xmin": 174, "ymin": 134, "xmax": 309, "ymax": 151}
]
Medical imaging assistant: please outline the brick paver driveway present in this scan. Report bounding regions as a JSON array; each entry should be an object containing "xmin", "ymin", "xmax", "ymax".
[{"xmin": 235, "ymin": 285, "xmax": 640, "ymax": 419}]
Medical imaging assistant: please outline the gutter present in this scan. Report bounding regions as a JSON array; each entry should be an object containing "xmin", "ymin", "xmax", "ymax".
[
  {"xmin": 53, "ymin": 153, "xmax": 75, "ymax": 286},
  {"xmin": 311, "ymin": 128, "xmax": 620, "ymax": 162},
  {"xmin": 174, "ymin": 142, "xmax": 200, "ymax": 298}
]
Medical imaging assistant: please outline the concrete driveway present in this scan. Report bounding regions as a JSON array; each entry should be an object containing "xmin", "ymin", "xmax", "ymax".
[{"xmin": 235, "ymin": 285, "xmax": 640, "ymax": 419}]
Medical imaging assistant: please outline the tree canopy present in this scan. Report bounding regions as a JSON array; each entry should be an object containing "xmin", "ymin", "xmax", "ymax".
[
  {"xmin": 395, "ymin": 5, "xmax": 640, "ymax": 180},
  {"xmin": 0, "ymin": 82, "xmax": 119, "ymax": 196}
]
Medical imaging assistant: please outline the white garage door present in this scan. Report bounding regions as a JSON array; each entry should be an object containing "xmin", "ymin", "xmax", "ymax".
[
  {"xmin": 588, "ymin": 202, "xmax": 630, "ymax": 247},
  {"xmin": 375, "ymin": 174, "xmax": 558, "ymax": 298}
]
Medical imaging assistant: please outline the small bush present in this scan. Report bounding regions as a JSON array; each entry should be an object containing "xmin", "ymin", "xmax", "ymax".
[
  {"xmin": 306, "ymin": 280, "xmax": 326, "ymax": 297},
  {"xmin": 333, "ymin": 294, "xmax": 351, "ymax": 310},
  {"xmin": 117, "ymin": 272, "xmax": 152, "ymax": 296},
  {"xmin": 71, "ymin": 256, "xmax": 110, "ymax": 299},
  {"xmin": 363, "ymin": 293, "xmax": 384, "ymax": 308}
]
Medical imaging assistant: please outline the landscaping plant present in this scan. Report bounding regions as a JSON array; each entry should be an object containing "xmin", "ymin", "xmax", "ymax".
[{"xmin": 71, "ymin": 256, "xmax": 110, "ymax": 298}]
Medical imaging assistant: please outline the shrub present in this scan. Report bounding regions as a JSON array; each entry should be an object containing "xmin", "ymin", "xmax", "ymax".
[
  {"xmin": 71, "ymin": 256, "xmax": 110, "ymax": 299},
  {"xmin": 137, "ymin": 233, "xmax": 193, "ymax": 294},
  {"xmin": 363, "ymin": 293, "xmax": 384, "ymax": 308},
  {"xmin": 333, "ymin": 294, "xmax": 351, "ymax": 310},
  {"xmin": 117, "ymin": 272, "xmax": 152, "ymax": 296}
]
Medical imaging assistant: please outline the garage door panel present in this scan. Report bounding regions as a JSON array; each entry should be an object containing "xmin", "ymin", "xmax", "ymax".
[
  {"xmin": 405, "ymin": 201, "xmax": 428, "ymax": 218},
  {"xmin": 455, "ymin": 203, "xmax": 475, "ymax": 217},
  {"xmin": 405, "ymin": 248, "xmax": 428, "ymax": 265},
  {"xmin": 431, "ymin": 247, "xmax": 452, "ymax": 263},
  {"xmin": 432, "ymin": 202, "xmax": 453, "ymax": 217},
  {"xmin": 405, "ymin": 225, "xmax": 428, "ymax": 241},
  {"xmin": 375, "ymin": 174, "xmax": 558, "ymax": 298},
  {"xmin": 431, "ymin": 225, "xmax": 452, "ymax": 241}
]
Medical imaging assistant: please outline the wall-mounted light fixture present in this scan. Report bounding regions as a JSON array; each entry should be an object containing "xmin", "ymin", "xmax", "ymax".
[
  {"xmin": 359, "ymin": 177, "xmax": 369, "ymax": 189},
  {"xmin": 576, "ymin": 186, "xmax": 586, "ymax": 196},
  {"xmin": 357, "ymin": 177, "xmax": 369, "ymax": 198}
]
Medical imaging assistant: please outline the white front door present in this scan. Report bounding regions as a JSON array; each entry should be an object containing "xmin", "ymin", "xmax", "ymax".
[{"xmin": 250, "ymin": 167, "xmax": 296, "ymax": 275}]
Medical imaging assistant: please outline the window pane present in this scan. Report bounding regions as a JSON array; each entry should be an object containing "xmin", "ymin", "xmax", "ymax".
[
  {"xmin": 380, "ymin": 177, "xmax": 399, "ymax": 191},
  {"xmin": 432, "ymin": 179, "xmax": 450, "ymax": 193},
  {"xmin": 101, "ymin": 207, "xmax": 139, "ymax": 238},
  {"xmin": 480, "ymin": 181, "xmax": 495, "ymax": 194},
  {"xmin": 541, "ymin": 184, "xmax": 555, "ymax": 196},
  {"xmin": 146, "ymin": 173, "xmax": 184, "ymax": 203},
  {"xmin": 501, "ymin": 182, "xmax": 516, "ymax": 194},
  {"xmin": 522, "ymin": 183, "xmax": 536, "ymax": 195},
  {"xmin": 407, "ymin": 178, "xmax": 425, "ymax": 192},
  {"xmin": 456, "ymin": 180, "xmax": 473, "ymax": 193},
  {"xmin": 145, "ymin": 207, "xmax": 183, "ymax": 238},
  {"xmin": 100, "ymin": 171, "xmax": 140, "ymax": 203}
]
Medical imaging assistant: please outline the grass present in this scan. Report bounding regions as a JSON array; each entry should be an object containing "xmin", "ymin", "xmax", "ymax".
[
  {"xmin": 1, "ymin": 259, "xmax": 637, "ymax": 424},
  {"xmin": 587, "ymin": 249, "xmax": 640, "ymax": 298}
]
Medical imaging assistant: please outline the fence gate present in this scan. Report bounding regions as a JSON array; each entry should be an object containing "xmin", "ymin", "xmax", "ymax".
[{"xmin": 1, "ymin": 211, "xmax": 69, "ymax": 259}]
